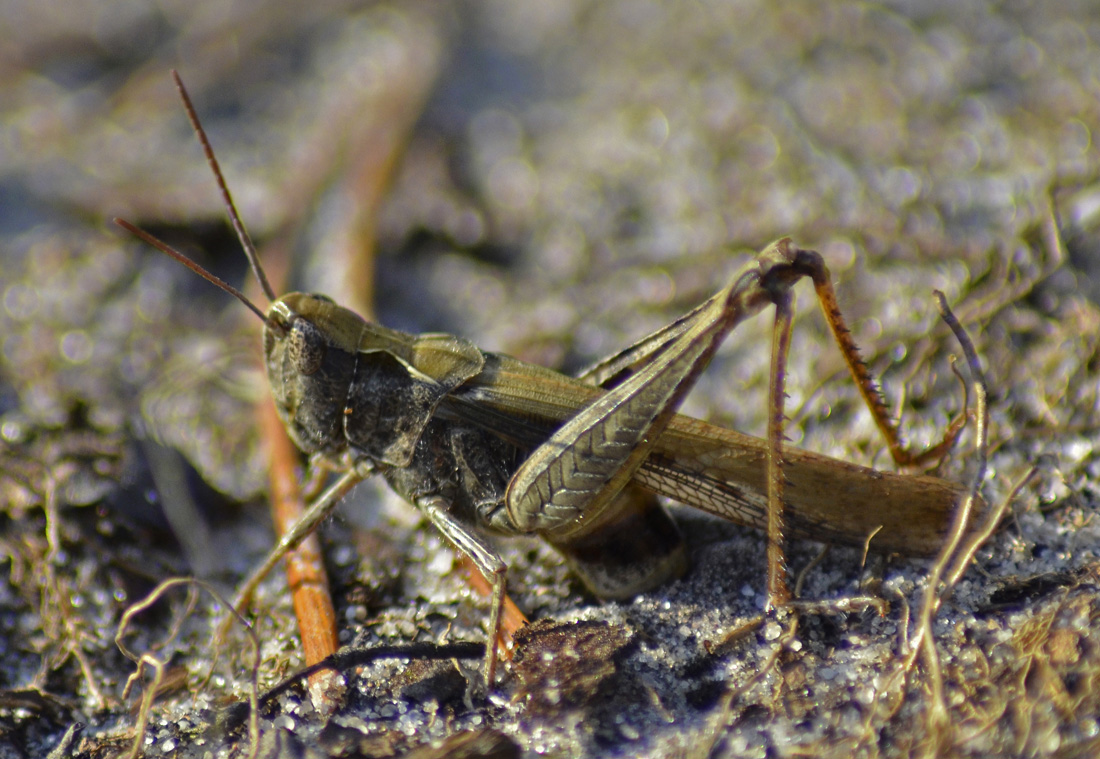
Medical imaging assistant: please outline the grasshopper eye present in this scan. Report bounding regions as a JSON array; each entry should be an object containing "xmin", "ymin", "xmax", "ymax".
[{"xmin": 287, "ymin": 317, "xmax": 327, "ymax": 376}]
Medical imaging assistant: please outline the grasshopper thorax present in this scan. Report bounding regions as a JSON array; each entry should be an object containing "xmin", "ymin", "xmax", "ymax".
[{"xmin": 261, "ymin": 291, "xmax": 489, "ymax": 469}]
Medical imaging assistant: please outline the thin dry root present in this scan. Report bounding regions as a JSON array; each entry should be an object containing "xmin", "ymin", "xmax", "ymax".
[
  {"xmin": 699, "ymin": 613, "xmax": 801, "ymax": 759},
  {"xmin": 115, "ymin": 578, "xmax": 261, "ymax": 759}
]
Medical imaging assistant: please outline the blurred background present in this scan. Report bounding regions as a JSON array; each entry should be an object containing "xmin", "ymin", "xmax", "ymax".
[{"xmin": 2, "ymin": 0, "xmax": 1100, "ymax": 756}]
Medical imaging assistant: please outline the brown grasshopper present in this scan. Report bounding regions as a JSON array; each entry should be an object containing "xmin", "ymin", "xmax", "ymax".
[{"xmin": 116, "ymin": 72, "xmax": 977, "ymax": 688}]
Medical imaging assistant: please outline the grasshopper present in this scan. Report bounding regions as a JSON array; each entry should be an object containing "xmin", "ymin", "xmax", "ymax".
[{"xmin": 116, "ymin": 72, "xmax": 977, "ymax": 688}]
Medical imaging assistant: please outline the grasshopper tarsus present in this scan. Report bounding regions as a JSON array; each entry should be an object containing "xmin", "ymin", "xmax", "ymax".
[{"xmin": 118, "ymin": 72, "xmax": 983, "ymax": 692}]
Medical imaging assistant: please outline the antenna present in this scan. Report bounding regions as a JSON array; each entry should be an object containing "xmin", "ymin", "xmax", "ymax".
[
  {"xmin": 169, "ymin": 70, "xmax": 278, "ymax": 303},
  {"xmin": 112, "ymin": 218, "xmax": 272, "ymax": 326},
  {"xmin": 114, "ymin": 71, "xmax": 284, "ymax": 331}
]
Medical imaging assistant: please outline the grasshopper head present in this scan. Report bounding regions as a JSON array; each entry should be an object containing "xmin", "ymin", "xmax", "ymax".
[
  {"xmin": 262, "ymin": 292, "xmax": 366, "ymax": 457},
  {"xmin": 115, "ymin": 73, "xmax": 482, "ymax": 469}
]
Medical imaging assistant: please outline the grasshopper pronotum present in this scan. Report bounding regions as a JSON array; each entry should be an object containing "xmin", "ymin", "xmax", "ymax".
[{"xmin": 117, "ymin": 72, "xmax": 980, "ymax": 688}]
